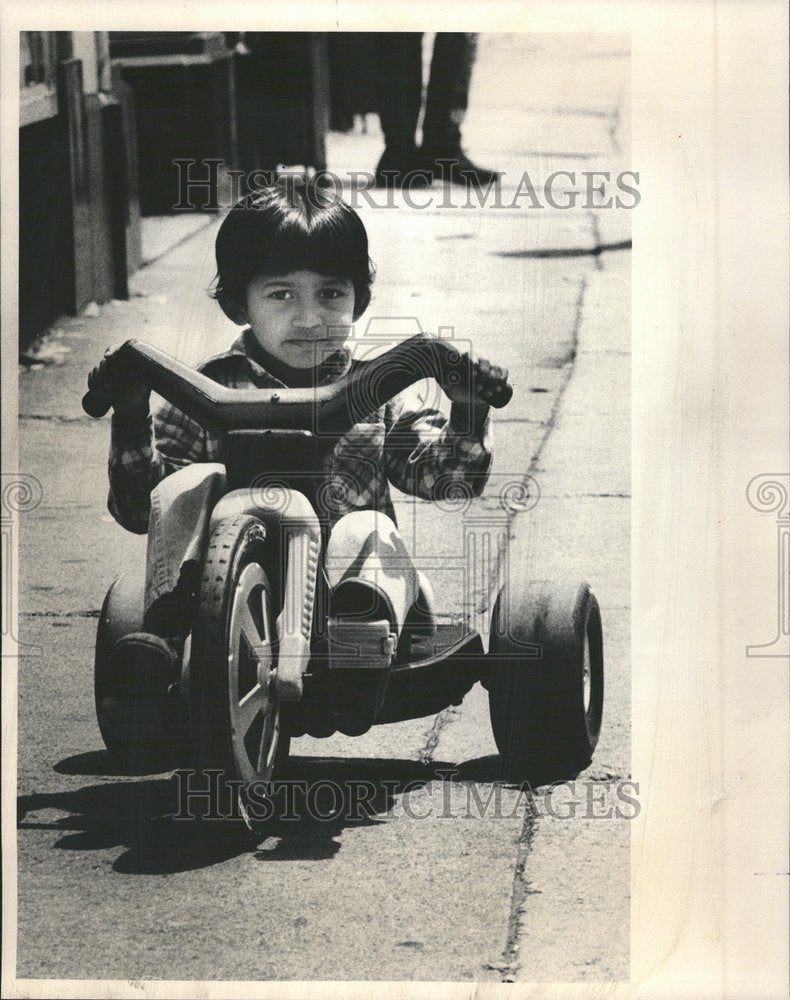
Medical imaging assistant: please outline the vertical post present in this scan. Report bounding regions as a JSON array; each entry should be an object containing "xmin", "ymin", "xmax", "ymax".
[
  {"xmin": 308, "ymin": 33, "xmax": 329, "ymax": 172},
  {"xmin": 56, "ymin": 58, "xmax": 92, "ymax": 315}
]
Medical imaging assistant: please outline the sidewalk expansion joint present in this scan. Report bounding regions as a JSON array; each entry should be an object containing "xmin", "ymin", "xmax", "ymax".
[
  {"xmin": 577, "ymin": 349, "xmax": 631, "ymax": 356},
  {"xmin": 20, "ymin": 414, "xmax": 98, "ymax": 425},
  {"xmin": 137, "ymin": 215, "xmax": 218, "ymax": 271},
  {"xmin": 524, "ymin": 275, "xmax": 588, "ymax": 475},
  {"xmin": 584, "ymin": 771, "xmax": 631, "ymax": 783},
  {"xmin": 498, "ymin": 271, "xmax": 592, "ymax": 966},
  {"xmin": 483, "ymin": 274, "xmax": 590, "ymax": 591},
  {"xmin": 537, "ymin": 492, "xmax": 631, "ymax": 499},
  {"xmin": 544, "ymin": 107, "xmax": 611, "ymax": 119},
  {"xmin": 417, "ymin": 706, "xmax": 459, "ymax": 765},
  {"xmin": 499, "ymin": 787, "xmax": 540, "ymax": 980},
  {"xmin": 494, "ymin": 417, "xmax": 548, "ymax": 426},
  {"xmin": 590, "ymin": 214, "xmax": 605, "ymax": 271},
  {"xmin": 608, "ymin": 100, "xmax": 623, "ymax": 154},
  {"xmin": 21, "ymin": 610, "xmax": 100, "ymax": 618},
  {"xmin": 494, "ymin": 240, "xmax": 630, "ymax": 262}
]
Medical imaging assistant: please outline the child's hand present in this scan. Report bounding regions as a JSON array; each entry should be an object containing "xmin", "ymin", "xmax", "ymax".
[
  {"xmin": 87, "ymin": 345, "xmax": 150, "ymax": 419},
  {"xmin": 439, "ymin": 345, "xmax": 510, "ymax": 409}
]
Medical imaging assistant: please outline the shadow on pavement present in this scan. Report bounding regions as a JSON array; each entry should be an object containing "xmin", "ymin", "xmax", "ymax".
[
  {"xmin": 455, "ymin": 754, "xmax": 592, "ymax": 790},
  {"xmin": 53, "ymin": 749, "xmax": 169, "ymax": 778},
  {"xmin": 21, "ymin": 750, "xmax": 581, "ymax": 875},
  {"xmin": 18, "ymin": 752, "xmax": 518, "ymax": 876},
  {"xmin": 248, "ymin": 754, "xmax": 509, "ymax": 862}
]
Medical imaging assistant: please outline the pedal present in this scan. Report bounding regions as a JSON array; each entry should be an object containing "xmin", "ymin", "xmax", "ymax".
[{"xmin": 327, "ymin": 617, "xmax": 397, "ymax": 670}]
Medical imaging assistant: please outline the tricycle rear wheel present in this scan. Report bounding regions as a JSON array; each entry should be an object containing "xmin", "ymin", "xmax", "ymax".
[
  {"xmin": 488, "ymin": 580, "xmax": 603, "ymax": 783},
  {"xmin": 94, "ymin": 572, "xmax": 174, "ymax": 772}
]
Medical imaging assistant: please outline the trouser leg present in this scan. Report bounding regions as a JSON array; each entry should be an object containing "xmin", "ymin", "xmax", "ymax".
[
  {"xmin": 143, "ymin": 464, "xmax": 228, "ymax": 634},
  {"xmin": 421, "ymin": 32, "xmax": 479, "ymax": 152},
  {"xmin": 324, "ymin": 510, "xmax": 419, "ymax": 636},
  {"xmin": 107, "ymin": 464, "xmax": 227, "ymax": 701},
  {"xmin": 372, "ymin": 32, "xmax": 424, "ymax": 154}
]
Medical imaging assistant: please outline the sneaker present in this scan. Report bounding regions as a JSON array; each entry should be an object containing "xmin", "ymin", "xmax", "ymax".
[{"xmin": 419, "ymin": 148, "xmax": 502, "ymax": 188}]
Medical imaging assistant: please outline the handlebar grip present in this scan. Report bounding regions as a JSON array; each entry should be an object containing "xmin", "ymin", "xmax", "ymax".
[
  {"xmin": 480, "ymin": 374, "xmax": 513, "ymax": 408},
  {"xmin": 82, "ymin": 389, "xmax": 113, "ymax": 419},
  {"xmin": 432, "ymin": 340, "xmax": 513, "ymax": 409},
  {"xmin": 82, "ymin": 340, "xmax": 139, "ymax": 418}
]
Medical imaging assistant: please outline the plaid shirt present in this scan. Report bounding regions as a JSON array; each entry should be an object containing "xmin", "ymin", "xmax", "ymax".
[{"xmin": 108, "ymin": 329, "xmax": 493, "ymax": 534}]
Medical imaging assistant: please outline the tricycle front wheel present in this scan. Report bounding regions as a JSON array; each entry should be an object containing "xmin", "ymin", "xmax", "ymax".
[
  {"xmin": 190, "ymin": 514, "xmax": 290, "ymax": 829},
  {"xmin": 487, "ymin": 580, "xmax": 603, "ymax": 783}
]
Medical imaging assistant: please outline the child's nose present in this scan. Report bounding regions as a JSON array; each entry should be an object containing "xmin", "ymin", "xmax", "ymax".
[{"xmin": 293, "ymin": 301, "xmax": 323, "ymax": 329}]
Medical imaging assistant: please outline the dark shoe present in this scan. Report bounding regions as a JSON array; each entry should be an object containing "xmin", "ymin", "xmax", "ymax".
[
  {"xmin": 374, "ymin": 148, "xmax": 433, "ymax": 189},
  {"xmin": 111, "ymin": 632, "xmax": 180, "ymax": 699},
  {"xmin": 330, "ymin": 578, "xmax": 395, "ymax": 624},
  {"xmin": 419, "ymin": 147, "xmax": 501, "ymax": 187},
  {"xmin": 326, "ymin": 580, "xmax": 397, "ymax": 736},
  {"xmin": 328, "ymin": 579, "xmax": 397, "ymax": 670}
]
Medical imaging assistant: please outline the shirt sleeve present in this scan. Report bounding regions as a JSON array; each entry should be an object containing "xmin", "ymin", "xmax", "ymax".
[
  {"xmin": 107, "ymin": 397, "xmax": 208, "ymax": 534},
  {"xmin": 383, "ymin": 378, "xmax": 493, "ymax": 501}
]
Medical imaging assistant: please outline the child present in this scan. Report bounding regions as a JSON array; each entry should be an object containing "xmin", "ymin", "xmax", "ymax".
[{"xmin": 88, "ymin": 178, "xmax": 507, "ymax": 699}]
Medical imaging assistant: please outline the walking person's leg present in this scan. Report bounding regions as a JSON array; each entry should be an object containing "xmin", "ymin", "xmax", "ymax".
[
  {"xmin": 420, "ymin": 32, "xmax": 501, "ymax": 186},
  {"xmin": 371, "ymin": 32, "xmax": 429, "ymax": 187},
  {"xmin": 421, "ymin": 33, "xmax": 478, "ymax": 153}
]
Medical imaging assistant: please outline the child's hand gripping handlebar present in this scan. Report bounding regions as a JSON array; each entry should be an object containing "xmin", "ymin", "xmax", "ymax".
[
  {"xmin": 429, "ymin": 338, "xmax": 511, "ymax": 409},
  {"xmin": 81, "ymin": 333, "xmax": 512, "ymax": 432}
]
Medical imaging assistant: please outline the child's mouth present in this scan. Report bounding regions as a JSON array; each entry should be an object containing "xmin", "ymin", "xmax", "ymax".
[{"xmin": 288, "ymin": 337, "xmax": 343, "ymax": 349}]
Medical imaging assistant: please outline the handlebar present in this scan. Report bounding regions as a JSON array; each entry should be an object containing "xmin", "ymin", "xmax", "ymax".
[{"xmin": 82, "ymin": 333, "xmax": 512, "ymax": 435}]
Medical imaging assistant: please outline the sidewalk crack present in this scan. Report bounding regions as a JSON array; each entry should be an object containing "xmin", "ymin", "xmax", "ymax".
[
  {"xmin": 495, "ymin": 241, "xmax": 631, "ymax": 261},
  {"xmin": 417, "ymin": 706, "xmax": 459, "ymax": 764},
  {"xmin": 525, "ymin": 275, "xmax": 587, "ymax": 476},
  {"xmin": 482, "ymin": 276, "xmax": 589, "ymax": 606},
  {"xmin": 20, "ymin": 414, "xmax": 96, "ymax": 425},
  {"xmin": 21, "ymin": 610, "xmax": 100, "ymax": 618},
  {"xmin": 608, "ymin": 100, "xmax": 623, "ymax": 154},
  {"xmin": 492, "ymin": 275, "xmax": 590, "ymax": 978},
  {"xmin": 498, "ymin": 787, "xmax": 540, "ymax": 981}
]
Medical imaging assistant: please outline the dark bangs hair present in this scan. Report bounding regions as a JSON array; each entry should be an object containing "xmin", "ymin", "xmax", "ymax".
[{"xmin": 213, "ymin": 177, "xmax": 375, "ymax": 320}]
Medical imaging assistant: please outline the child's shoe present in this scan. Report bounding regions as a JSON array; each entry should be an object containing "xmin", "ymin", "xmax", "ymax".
[
  {"xmin": 324, "ymin": 580, "xmax": 397, "ymax": 736},
  {"xmin": 111, "ymin": 632, "xmax": 180, "ymax": 699},
  {"xmin": 328, "ymin": 579, "xmax": 398, "ymax": 669}
]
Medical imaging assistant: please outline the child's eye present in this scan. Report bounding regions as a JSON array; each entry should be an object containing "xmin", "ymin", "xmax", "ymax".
[
  {"xmin": 319, "ymin": 288, "xmax": 349, "ymax": 301},
  {"xmin": 268, "ymin": 289, "xmax": 294, "ymax": 300}
]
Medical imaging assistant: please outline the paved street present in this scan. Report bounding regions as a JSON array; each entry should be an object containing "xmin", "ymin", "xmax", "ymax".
[{"xmin": 15, "ymin": 35, "xmax": 631, "ymax": 984}]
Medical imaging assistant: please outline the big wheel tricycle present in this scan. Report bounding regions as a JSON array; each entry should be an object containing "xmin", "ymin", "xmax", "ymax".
[{"xmin": 83, "ymin": 332, "xmax": 603, "ymax": 827}]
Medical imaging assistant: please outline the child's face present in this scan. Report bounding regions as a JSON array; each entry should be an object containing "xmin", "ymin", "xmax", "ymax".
[{"xmin": 244, "ymin": 269, "xmax": 355, "ymax": 369}]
